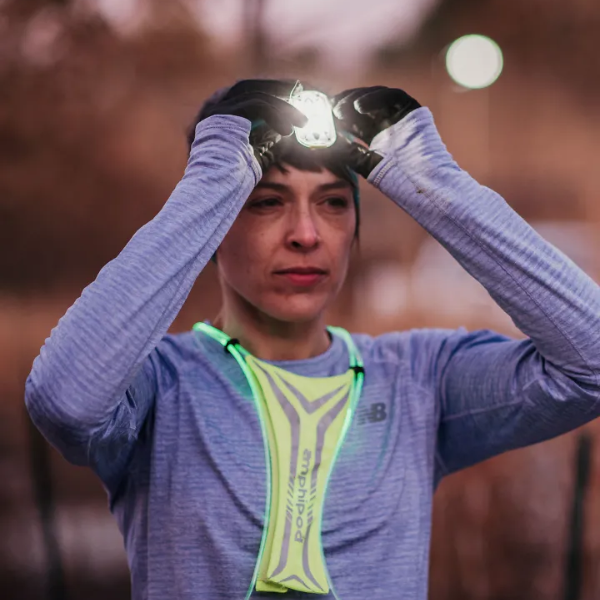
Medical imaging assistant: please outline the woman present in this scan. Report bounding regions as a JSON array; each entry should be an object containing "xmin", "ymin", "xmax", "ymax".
[{"xmin": 25, "ymin": 79, "xmax": 600, "ymax": 599}]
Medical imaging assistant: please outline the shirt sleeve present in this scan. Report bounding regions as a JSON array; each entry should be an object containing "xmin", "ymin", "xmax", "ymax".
[
  {"xmin": 368, "ymin": 108, "xmax": 600, "ymax": 476},
  {"xmin": 24, "ymin": 114, "xmax": 261, "ymax": 486}
]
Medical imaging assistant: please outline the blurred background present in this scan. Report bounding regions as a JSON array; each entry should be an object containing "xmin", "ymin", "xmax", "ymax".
[{"xmin": 1, "ymin": 0, "xmax": 600, "ymax": 598}]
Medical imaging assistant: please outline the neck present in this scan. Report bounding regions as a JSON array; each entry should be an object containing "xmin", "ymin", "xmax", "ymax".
[{"xmin": 214, "ymin": 302, "xmax": 331, "ymax": 362}]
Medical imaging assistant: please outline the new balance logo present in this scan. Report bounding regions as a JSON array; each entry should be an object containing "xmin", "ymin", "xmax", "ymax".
[{"xmin": 357, "ymin": 402, "xmax": 388, "ymax": 425}]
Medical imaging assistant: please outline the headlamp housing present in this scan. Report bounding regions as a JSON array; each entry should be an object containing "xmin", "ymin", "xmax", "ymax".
[{"xmin": 288, "ymin": 88, "xmax": 337, "ymax": 149}]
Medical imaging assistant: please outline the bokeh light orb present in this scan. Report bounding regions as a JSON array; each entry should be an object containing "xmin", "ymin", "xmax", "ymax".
[{"xmin": 445, "ymin": 35, "xmax": 504, "ymax": 90}]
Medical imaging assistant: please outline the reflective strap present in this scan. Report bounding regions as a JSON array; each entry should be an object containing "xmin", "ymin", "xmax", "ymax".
[
  {"xmin": 327, "ymin": 326, "xmax": 363, "ymax": 370},
  {"xmin": 193, "ymin": 322, "xmax": 272, "ymax": 599}
]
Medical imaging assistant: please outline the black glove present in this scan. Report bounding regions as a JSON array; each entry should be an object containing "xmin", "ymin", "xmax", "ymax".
[
  {"xmin": 200, "ymin": 79, "xmax": 307, "ymax": 172},
  {"xmin": 332, "ymin": 86, "xmax": 421, "ymax": 178}
]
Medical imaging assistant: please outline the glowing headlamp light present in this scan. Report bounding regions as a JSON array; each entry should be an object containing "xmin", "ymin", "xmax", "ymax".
[{"xmin": 288, "ymin": 89, "xmax": 337, "ymax": 149}]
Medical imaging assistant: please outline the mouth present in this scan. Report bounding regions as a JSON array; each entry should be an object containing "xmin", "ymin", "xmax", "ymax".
[{"xmin": 273, "ymin": 267, "xmax": 328, "ymax": 287}]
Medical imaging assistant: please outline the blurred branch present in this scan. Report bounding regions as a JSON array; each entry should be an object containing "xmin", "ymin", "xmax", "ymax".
[
  {"xmin": 245, "ymin": 0, "xmax": 267, "ymax": 71},
  {"xmin": 27, "ymin": 415, "xmax": 68, "ymax": 600},
  {"xmin": 563, "ymin": 433, "xmax": 592, "ymax": 600}
]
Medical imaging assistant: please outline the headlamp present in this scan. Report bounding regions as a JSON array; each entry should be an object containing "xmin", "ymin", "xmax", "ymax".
[{"xmin": 288, "ymin": 87, "xmax": 337, "ymax": 149}]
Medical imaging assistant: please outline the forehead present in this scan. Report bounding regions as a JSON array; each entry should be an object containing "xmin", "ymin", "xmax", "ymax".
[{"xmin": 259, "ymin": 164, "xmax": 352, "ymax": 191}]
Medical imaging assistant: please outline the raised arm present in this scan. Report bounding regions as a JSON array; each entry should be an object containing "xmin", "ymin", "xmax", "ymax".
[
  {"xmin": 367, "ymin": 106, "xmax": 600, "ymax": 475},
  {"xmin": 24, "ymin": 114, "xmax": 260, "ymax": 475},
  {"xmin": 25, "ymin": 80, "xmax": 307, "ymax": 489}
]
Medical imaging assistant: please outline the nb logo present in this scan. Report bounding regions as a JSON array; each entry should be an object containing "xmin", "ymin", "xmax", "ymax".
[{"xmin": 358, "ymin": 402, "xmax": 388, "ymax": 425}]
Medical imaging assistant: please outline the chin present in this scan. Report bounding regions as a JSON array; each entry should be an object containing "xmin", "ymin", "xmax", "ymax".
[{"xmin": 261, "ymin": 294, "xmax": 329, "ymax": 324}]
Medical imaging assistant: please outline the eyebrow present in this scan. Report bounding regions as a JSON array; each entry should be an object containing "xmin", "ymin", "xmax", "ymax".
[
  {"xmin": 253, "ymin": 182, "xmax": 289, "ymax": 192},
  {"xmin": 317, "ymin": 181, "xmax": 353, "ymax": 193},
  {"xmin": 253, "ymin": 180, "xmax": 352, "ymax": 193}
]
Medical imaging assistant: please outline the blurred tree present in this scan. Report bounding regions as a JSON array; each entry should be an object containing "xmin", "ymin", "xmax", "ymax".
[
  {"xmin": 0, "ymin": 0, "xmax": 226, "ymax": 293},
  {"xmin": 245, "ymin": 0, "xmax": 268, "ymax": 71}
]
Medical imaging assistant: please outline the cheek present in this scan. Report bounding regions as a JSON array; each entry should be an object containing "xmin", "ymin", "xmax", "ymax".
[
  {"xmin": 329, "ymin": 228, "xmax": 355, "ymax": 270},
  {"xmin": 217, "ymin": 220, "xmax": 276, "ymax": 282},
  {"xmin": 330, "ymin": 235, "xmax": 355, "ymax": 292}
]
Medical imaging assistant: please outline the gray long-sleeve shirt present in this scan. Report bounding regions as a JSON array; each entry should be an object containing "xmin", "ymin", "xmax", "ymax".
[{"xmin": 25, "ymin": 109, "xmax": 600, "ymax": 599}]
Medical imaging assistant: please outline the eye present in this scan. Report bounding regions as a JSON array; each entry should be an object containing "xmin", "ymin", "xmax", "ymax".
[
  {"xmin": 323, "ymin": 196, "xmax": 350, "ymax": 209},
  {"xmin": 248, "ymin": 197, "xmax": 283, "ymax": 210}
]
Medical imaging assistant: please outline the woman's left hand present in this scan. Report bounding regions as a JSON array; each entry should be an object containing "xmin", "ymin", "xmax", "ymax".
[{"xmin": 332, "ymin": 86, "xmax": 422, "ymax": 178}]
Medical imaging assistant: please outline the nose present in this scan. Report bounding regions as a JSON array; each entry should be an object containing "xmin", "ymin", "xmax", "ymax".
[{"xmin": 286, "ymin": 206, "xmax": 320, "ymax": 251}]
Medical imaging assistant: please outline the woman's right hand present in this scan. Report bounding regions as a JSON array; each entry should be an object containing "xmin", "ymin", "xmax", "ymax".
[{"xmin": 201, "ymin": 79, "xmax": 308, "ymax": 172}]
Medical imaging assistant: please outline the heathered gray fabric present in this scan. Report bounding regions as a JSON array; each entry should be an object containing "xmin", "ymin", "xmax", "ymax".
[{"xmin": 25, "ymin": 110, "xmax": 600, "ymax": 599}]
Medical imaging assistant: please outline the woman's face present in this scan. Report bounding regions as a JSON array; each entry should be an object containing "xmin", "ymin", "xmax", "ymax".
[{"xmin": 216, "ymin": 165, "xmax": 357, "ymax": 324}]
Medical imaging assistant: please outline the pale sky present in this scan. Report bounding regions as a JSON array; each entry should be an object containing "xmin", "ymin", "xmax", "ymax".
[{"xmin": 87, "ymin": 0, "xmax": 440, "ymax": 69}]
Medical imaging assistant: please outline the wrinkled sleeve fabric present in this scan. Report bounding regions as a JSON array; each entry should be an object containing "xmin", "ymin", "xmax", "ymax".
[
  {"xmin": 368, "ymin": 108, "xmax": 600, "ymax": 476},
  {"xmin": 25, "ymin": 115, "xmax": 261, "ymax": 487}
]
